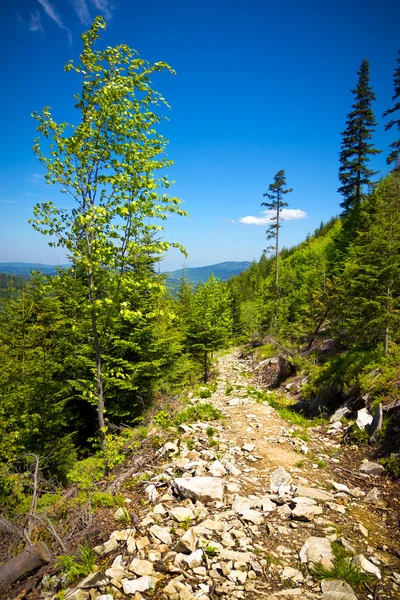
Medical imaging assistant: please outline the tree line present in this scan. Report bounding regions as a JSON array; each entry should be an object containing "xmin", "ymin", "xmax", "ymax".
[{"xmin": 0, "ymin": 17, "xmax": 399, "ymax": 512}]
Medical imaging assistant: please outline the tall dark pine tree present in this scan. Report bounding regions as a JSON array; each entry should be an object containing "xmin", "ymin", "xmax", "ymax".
[
  {"xmin": 262, "ymin": 169, "xmax": 292, "ymax": 290},
  {"xmin": 338, "ymin": 58, "xmax": 381, "ymax": 216},
  {"xmin": 383, "ymin": 51, "xmax": 400, "ymax": 168}
]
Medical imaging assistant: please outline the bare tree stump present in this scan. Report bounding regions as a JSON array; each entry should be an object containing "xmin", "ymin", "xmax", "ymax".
[{"xmin": 0, "ymin": 542, "xmax": 50, "ymax": 591}]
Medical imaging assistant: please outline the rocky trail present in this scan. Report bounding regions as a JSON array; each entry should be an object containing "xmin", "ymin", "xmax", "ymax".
[{"xmin": 31, "ymin": 351, "xmax": 400, "ymax": 600}]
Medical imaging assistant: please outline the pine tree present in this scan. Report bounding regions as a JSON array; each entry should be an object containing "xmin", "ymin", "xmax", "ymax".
[
  {"xmin": 261, "ymin": 170, "xmax": 292, "ymax": 329},
  {"xmin": 383, "ymin": 50, "xmax": 400, "ymax": 167},
  {"xmin": 262, "ymin": 170, "xmax": 292, "ymax": 287},
  {"xmin": 338, "ymin": 173, "xmax": 400, "ymax": 353},
  {"xmin": 338, "ymin": 58, "xmax": 381, "ymax": 216}
]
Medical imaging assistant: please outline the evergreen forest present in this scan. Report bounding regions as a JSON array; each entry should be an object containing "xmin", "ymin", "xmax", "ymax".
[{"xmin": 1, "ymin": 18, "xmax": 400, "ymax": 524}]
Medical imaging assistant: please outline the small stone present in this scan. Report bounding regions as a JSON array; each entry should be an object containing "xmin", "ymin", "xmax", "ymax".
[
  {"xmin": 153, "ymin": 503, "xmax": 167, "ymax": 514},
  {"xmin": 122, "ymin": 576, "xmax": 154, "ymax": 594},
  {"xmin": 105, "ymin": 567, "xmax": 125, "ymax": 581},
  {"xmin": 174, "ymin": 527, "xmax": 198, "ymax": 554},
  {"xmin": 295, "ymin": 485, "xmax": 334, "ymax": 502},
  {"xmin": 331, "ymin": 481, "xmax": 350, "ymax": 494},
  {"xmin": 208, "ymin": 460, "xmax": 227, "ymax": 477},
  {"xmin": 93, "ymin": 538, "xmax": 119, "ymax": 556},
  {"xmin": 299, "ymin": 537, "xmax": 334, "ymax": 567},
  {"xmin": 291, "ymin": 504, "xmax": 316, "ymax": 521},
  {"xmin": 224, "ymin": 461, "xmax": 241, "ymax": 476},
  {"xmin": 321, "ymin": 578, "xmax": 357, "ymax": 599},
  {"xmin": 356, "ymin": 408, "xmax": 373, "ymax": 430},
  {"xmin": 282, "ymin": 566, "xmax": 304, "ymax": 582},
  {"xmin": 270, "ymin": 466, "xmax": 292, "ymax": 492},
  {"xmin": 149, "ymin": 524, "xmax": 172, "ymax": 545},
  {"xmin": 242, "ymin": 443, "xmax": 255, "ymax": 452},
  {"xmin": 365, "ymin": 487, "xmax": 384, "ymax": 506},
  {"xmin": 128, "ymin": 559, "xmax": 153, "ymax": 576},
  {"xmin": 352, "ymin": 554, "xmax": 381, "ymax": 579},
  {"xmin": 173, "ymin": 477, "xmax": 225, "ymax": 503},
  {"xmin": 241, "ymin": 509, "xmax": 264, "ymax": 525},
  {"xmin": 170, "ymin": 506, "xmax": 195, "ymax": 522},
  {"xmin": 182, "ymin": 548, "xmax": 203, "ymax": 568},
  {"xmin": 76, "ymin": 572, "xmax": 109, "ymax": 589},
  {"xmin": 359, "ymin": 461, "xmax": 385, "ymax": 476},
  {"xmin": 356, "ymin": 523, "xmax": 368, "ymax": 538}
]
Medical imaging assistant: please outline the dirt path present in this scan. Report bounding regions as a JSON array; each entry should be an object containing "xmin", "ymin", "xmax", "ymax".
[
  {"xmin": 35, "ymin": 350, "xmax": 400, "ymax": 600},
  {"xmin": 204, "ymin": 350, "xmax": 400, "ymax": 599}
]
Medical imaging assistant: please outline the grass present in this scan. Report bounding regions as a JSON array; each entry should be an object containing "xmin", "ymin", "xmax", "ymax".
[
  {"xmin": 203, "ymin": 542, "xmax": 218, "ymax": 558},
  {"xmin": 310, "ymin": 541, "xmax": 370, "ymax": 586},
  {"xmin": 247, "ymin": 386, "xmax": 326, "ymax": 428},
  {"xmin": 180, "ymin": 516, "xmax": 191, "ymax": 531},
  {"xmin": 56, "ymin": 544, "xmax": 97, "ymax": 585},
  {"xmin": 154, "ymin": 403, "xmax": 224, "ymax": 430}
]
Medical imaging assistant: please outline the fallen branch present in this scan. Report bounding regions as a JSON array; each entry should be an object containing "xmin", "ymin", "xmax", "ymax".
[{"xmin": 0, "ymin": 542, "xmax": 50, "ymax": 592}]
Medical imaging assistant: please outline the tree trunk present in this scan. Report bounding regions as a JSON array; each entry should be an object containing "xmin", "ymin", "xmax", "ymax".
[
  {"xmin": 0, "ymin": 542, "xmax": 50, "ymax": 592},
  {"xmin": 203, "ymin": 350, "xmax": 208, "ymax": 383},
  {"xmin": 91, "ymin": 306, "xmax": 107, "ymax": 453}
]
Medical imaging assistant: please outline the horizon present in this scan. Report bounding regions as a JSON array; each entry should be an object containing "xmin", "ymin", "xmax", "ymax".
[{"xmin": 1, "ymin": 0, "xmax": 399, "ymax": 270}]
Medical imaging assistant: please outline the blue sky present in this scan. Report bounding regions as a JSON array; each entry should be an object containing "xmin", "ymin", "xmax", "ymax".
[{"xmin": 0, "ymin": 0, "xmax": 399, "ymax": 270}]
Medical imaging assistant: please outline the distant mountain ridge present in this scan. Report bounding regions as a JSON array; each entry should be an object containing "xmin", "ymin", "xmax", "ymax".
[
  {"xmin": 166, "ymin": 261, "xmax": 252, "ymax": 284},
  {"xmin": 0, "ymin": 260, "xmax": 252, "ymax": 284},
  {"xmin": 0, "ymin": 262, "xmax": 68, "ymax": 275}
]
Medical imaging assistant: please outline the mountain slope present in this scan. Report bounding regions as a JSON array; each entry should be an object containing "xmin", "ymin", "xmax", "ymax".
[{"xmin": 166, "ymin": 261, "xmax": 252, "ymax": 285}]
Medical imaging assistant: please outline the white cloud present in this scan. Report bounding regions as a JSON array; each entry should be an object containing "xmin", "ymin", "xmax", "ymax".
[
  {"xmin": 37, "ymin": 0, "xmax": 72, "ymax": 44},
  {"xmin": 70, "ymin": 0, "xmax": 91, "ymax": 25},
  {"xmin": 29, "ymin": 11, "xmax": 43, "ymax": 32},
  {"xmin": 90, "ymin": 0, "xmax": 113, "ymax": 19},
  {"xmin": 225, "ymin": 218, "xmax": 236, "ymax": 224},
  {"xmin": 240, "ymin": 208, "xmax": 307, "ymax": 225}
]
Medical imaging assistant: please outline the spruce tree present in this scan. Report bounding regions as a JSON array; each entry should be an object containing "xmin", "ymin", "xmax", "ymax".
[
  {"xmin": 338, "ymin": 58, "xmax": 381, "ymax": 216},
  {"xmin": 261, "ymin": 170, "xmax": 292, "ymax": 330},
  {"xmin": 262, "ymin": 170, "xmax": 292, "ymax": 288},
  {"xmin": 383, "ymin": 51, "xmax": 400, "ymax": 167}
]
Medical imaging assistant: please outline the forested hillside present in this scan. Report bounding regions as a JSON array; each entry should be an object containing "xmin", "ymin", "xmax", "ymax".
[{"xmin": 1, "ymin": 18, "xmax": 400, "ymax": 596}]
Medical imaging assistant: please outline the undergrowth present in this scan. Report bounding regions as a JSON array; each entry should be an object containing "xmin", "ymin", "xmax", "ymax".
[{"xmin": 310, "ymin": 541, "xmax": 370, "ymax": 586}]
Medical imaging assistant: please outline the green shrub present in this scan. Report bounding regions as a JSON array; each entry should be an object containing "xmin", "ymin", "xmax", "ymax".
[
  {"xmin": 56, "ymin": 544, "xmax": 96, "ymax": 585},
  {"xmin": 310, "ymin": 541, "xmax": 370, "ymax": 586},
  {"xmin": 199, "ymin": 388, "xmax": 212, "ymax": 399},
  {"xmin": 380, "ymin": 454, "xmax": 400, "ymax": 478}
]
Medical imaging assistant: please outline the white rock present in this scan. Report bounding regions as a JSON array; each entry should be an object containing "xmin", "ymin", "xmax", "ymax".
[
  {"xmin": 122, "ymin": 576, "xmax": 154, "ymax": 594},
  {"xmin": 144, "ymin": 484, "xmax": 160, "ymax": 502},
  {"xmin": 174, "ymin": 527, "xmax": 198, "ymax": 554},
  {"xmin": 208, "ymin": 460, "xmax": 227, "ymax": 477},
  {"xmin": 173, "ymin": 477, "xmax": 225, "ymax": 503},
  {"xmin": 356, "ymin": 408, "xmax": 373, "ymax": 430},
  {"xmin": 170, "ymin": 506, "xmax": 195, "ymax": 522},
  {"xmin": 224, "ymin": 460, "xmax": 241, "ymax": 476},
  {"xmin": 93, "ymin": 538, "xmax": 119, "ymax": 556},
  {"xmin": 270, "ymin": 466, "xmax": 292, "ymax": 492},
  {"xmin": 359, "ymin": 461, "xmax": 385, "ymax": 476},
  {"xmin": 232, "ymin": 495, "xmax": 253, "ymax": 514},
  {"xmin": 321, "ymin": 578, "xmax": 357, "ymax": 599},
  {"xmin": 365, "ymin": 487, "xmax": 383, "ymax": 506},
  {"xmin": 241, "ymin": 509, "xmax": 264, "ymax": 525},
  {"xmin": 128, "ymin": 558, "xmax": 153, "ymax": 576},
  {"xmin": 291, "ymin": 504, "xmax": 317, "ymax": 521},
  {"xmin": 295, "ymin": 485, "xmax": 334, "ymax": 502},
  {"xmin": 182, "ymin": 548, "xmax": 203, "ymax": 568},
  {"xmin": 242, "ymin": 443, "xmax": 255, "ymax": 452},
  {"xmin": 282, "ymin": 566, "xmax": 304, "ymax": 582},
  {"xmin": 149, "ymin": 524, "xmax": 172, "ymax": 545},
  {"xmin": 352, "ymin": 554, "xmax": 381, "ymax": 579},
  {"xmin": 299, "ymin": 537, "xmax": 334, "ymax": 567},
  {"xmin": 153, "ymin": 503, "xmax": 167, "ymax": 514}
]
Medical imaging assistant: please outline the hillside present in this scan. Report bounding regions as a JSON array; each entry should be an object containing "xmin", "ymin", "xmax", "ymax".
[
  {"xmin": 0, "ymin": 262, "xmax": 68, "ymax": 275},
  {"xmin": 166, "ymin": 261, "xmax": 252, "ymax": 287}
]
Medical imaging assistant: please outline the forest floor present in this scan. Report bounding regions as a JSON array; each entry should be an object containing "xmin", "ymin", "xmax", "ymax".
[{"xmin": 16, "ymin": 350, "xmax": 400, "ymax": 600}]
